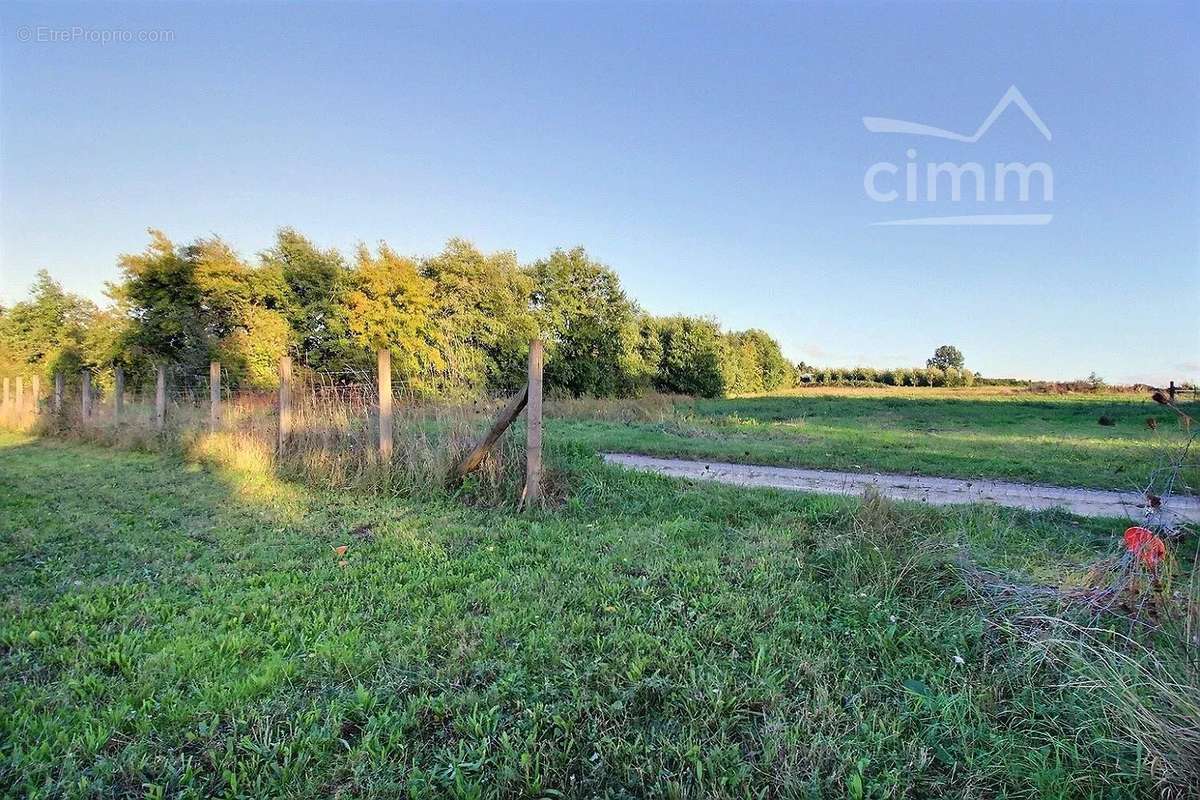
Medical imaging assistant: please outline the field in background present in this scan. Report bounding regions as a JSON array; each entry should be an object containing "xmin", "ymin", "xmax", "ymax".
[
  {"xmin": 549, "ymin": 386, "xmax": 1199, "ymax": 492},
  {"xmin": 4, "ymin": 431, "xmax": 1198, "ymax": 797}
]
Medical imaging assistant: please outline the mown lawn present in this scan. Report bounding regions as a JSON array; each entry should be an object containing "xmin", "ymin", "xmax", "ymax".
[
  {"xmin": 550, "ymin": 387, "xmax": 1199, "ymax": 492},
  {"xmin": 1, "ymin": 431, "xmax": 1175, "ymax": 798}
]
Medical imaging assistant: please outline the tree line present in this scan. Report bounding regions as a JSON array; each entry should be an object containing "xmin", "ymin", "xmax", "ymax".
[
  {"xmin": 0, "ymin": 229, "xmax": 797, "ymax": 399},
  {"xmin": 795, "ymin": 365, "xmax": 978, "ymax": 388}
]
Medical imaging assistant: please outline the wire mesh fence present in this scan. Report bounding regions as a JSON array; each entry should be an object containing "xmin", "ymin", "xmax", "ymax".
[{"xmin": 0, "ymin": 352, "xmax": 537, "ymax": 504}]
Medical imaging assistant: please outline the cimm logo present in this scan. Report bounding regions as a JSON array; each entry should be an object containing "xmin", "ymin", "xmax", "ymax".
[{"xmin": 862, "ymin": 86, "xmax": 1053, "ymax": 226}]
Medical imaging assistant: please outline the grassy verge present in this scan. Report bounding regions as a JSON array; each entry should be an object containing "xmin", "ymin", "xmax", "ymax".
[
  {"xmin": 548, "ymin": 388, "xmax": 1199, "ymax": 492},
  {"xmin": 3, "ymin": 431, "xmax": 1195, "ymax": 797}
]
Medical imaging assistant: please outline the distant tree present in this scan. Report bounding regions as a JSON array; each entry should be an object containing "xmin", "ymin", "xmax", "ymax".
[
  {"xmin": 632, "ymin": 314, "xmax": 663, "ymax": 390},
  {"xmin": 527, "ymin": 247, "xmax": 650, "ymax": 397},
  {"xmin": 115, "ymin": 230, "xmax": 297, "ymax": 385},
  {"xmin": 655, "ymin": 316, "xmax": 729, "ymax": 398},
  {"xmin": 187, "ymin": 237, "xmax": 292, "ymax": 388},
  {"xmin": 759, "ymin": 340, "xmax": 794, "ymax": 390},
  {"xmin": 84, "ymin": 305, "xmax": 135, "ymax": 373},
  {"xmin": 926, "ymin": 345, "xmax": 965, "ymax": 371},
  {"xmin": 723, "ymin": 333, "xmax": 763, "ymax": 394},
  {"xmin": 0, "ymin": 270, "xmax": 98, "ymax": 380}
]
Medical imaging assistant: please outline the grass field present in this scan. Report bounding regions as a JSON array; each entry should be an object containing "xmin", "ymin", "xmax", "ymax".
[
  {"xmin": 550, "ymin": 387, "xmax": 1200, "ymax": 492},
  {"xmin": 3, "ymin": 428, "xmax": 1197, "ymax": 798}
]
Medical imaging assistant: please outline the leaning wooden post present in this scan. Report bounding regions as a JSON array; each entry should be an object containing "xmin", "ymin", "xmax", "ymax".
[
  {"xmin": 209, "ymin": 361, "xmax": 221, "ymax": 432},
  {"xmin": 277, "ymin": 356, "xmax": 292, "ymax": 457},
  {"xmin": 113, "ymin": 367, "xmax": 124, "ymax": 421},
  {"xmin": 31, "ymin": 375, "xmax": 40, "ymax": 414},
  {"xmin": 448, "ymin": 385, "xmax": 529, "ymax": 486},
  {"xmin": 155, "ymin": 365, "xmax": 166, "ymax": 431},
  {"xmin": 80, "ymin": 371, "xmax": 92, "ymax": 419},
  {"xmin": 524, "ymin": 340, "xmax": 544, "ymax": 506},
  {"xmin": 15, "ymin": 377, "xmax": 24, "ymax": 411},
  {"xmin": 377, "ymin": 349, "xmax": 392, "ymax": 461},
  {"xmin": 54, "ymin": 372, "xmax": 64, "ymax": 413}
]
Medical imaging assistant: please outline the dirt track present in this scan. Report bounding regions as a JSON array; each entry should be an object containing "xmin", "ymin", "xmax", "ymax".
[{"xmin": 603, "ymin": 453, "xmax": 1200, "ymax": 523}]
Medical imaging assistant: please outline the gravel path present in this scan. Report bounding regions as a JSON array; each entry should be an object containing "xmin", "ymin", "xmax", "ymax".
[{"xmin": 603, "ymin": 453, "xmax": 1200, "ymax": 523}]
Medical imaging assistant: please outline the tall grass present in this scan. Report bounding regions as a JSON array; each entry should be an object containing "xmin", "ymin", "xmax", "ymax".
[
  {"xmin": 964, "ymin": 528, "xmax": 1200, "ymax": 796},
  {"xmin": 11, "ymin": 376, "xmax": 533, "ymax": 506},
  {"xmin": 992, "ymin": 615, "xmax": 1200, "ymax": 797},
  {"xmin": 838, "ymin": 491, "xmax": 1200, "ymax": 796}
]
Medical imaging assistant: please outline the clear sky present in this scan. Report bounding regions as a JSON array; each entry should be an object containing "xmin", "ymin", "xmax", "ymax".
[{"xmin": 1, "ymin": 1, "xmax": 1197, "ymax": 383}]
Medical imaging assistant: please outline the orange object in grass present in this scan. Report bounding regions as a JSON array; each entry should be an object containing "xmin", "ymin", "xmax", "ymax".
[
  {"xmin": 1123, "ymin": 526, "xmax": 1166, "ymax": 567},
  {"xmin": 333, "ymin": 545, "xmax": 348, "ymax": 557}
]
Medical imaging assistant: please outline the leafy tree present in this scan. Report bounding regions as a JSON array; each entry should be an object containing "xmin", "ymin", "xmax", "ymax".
[
  {"xmin": 655, "ymin": 315, "xmax": 729, "ymax": 398},
  {"xmin": 926, "ymin": 345, "xmax": 965, "ymax": 371},
  {"xmin": 527, "ymin": 247, "xmax": 651, "ymax": 397},
  {"xmin": 112, "ymin": 230, "xmax": 213, "ymax": 374},
  {"xmin": 115, "ymin": 230, "xmax": 299, "ymax": 387},
  {"xmin": 422, "ymin": 239, "xmax": 535, "ymax": 395},
  {"xmin": 723, "ymin": 333, "xmax": 763, "ymax": 394},
  {"xmin": 189, "ymin": 236, "xmax": 287, "ymax": 337},
  {"xmin": 14, "ymin": 229, "xmax": 812, "ymax": 400},
  {"xmin": 724, "ymin": 329, "xmax": 795, "ymax": 394},
  {"xmin": 0, "ymin": 270, "xmax": 98, "ymax": 382},
  {"xmin": 633, "ymin": 314, "xmax": 663, "ymax": 387},
  {"xmin": 260, "ymin": 228, "xmax": 350, "ymax": 370},
  {"xmin": 213, "ymin": 307, "xmax": 291, "ymax": 390},
  {"xmin": 336, "ymin": 243, "xmax": 446, "ymax": 395}
]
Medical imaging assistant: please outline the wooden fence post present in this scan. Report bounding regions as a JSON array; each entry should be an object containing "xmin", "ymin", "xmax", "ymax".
[
  {"xmin": 114, "ymin": 367, "xmax": 124, "ymax": 421},
  {"xmin": 377, "ymin": 349, "xmax": 392, "ymax": 461},
  {"xmin": 278, "ymin": 356, "xmax": 292, "ymax": 456},
  {"xmin": 54, "ymin": 373, "xmax": 63, "ymax": 413},
  {"xmin": 81, "ymin": 371, "xmax": 92, "ymax": 419},
  {"xmin": 524, "ymin": 340, "xmax": 544, "ymax": 505},
  {"xmin": 31, "ymin": 375, "xmax": 40, "ymax": 413},
  {"xmin": 447, "ymin": 385, "xmax": 528, "ymax": 486},
  {"xmin": 210, "ymin": 361, "xmax": 221, "ymax": 432},
  {"xmin": 15, "ymin": 377, "xmax": 24, "ymax": 411},
  {"xmin": 155, "ymin": 365, "xmax": 166, "ymax": 430}
]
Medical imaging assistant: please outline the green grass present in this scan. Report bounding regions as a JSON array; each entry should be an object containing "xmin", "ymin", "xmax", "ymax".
[
  {"xmin": 550, "ymin": 388, "xmax": 1199, "ymax": 491},
  {"xmin": 2, "ymin": 430, "xmax": 1183, "ymax": 798}
]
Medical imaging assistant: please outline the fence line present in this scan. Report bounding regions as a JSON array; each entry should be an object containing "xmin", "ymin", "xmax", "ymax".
[{"xmin": 0, "ymin": 341, "xmax": 548, "ymax": 504}]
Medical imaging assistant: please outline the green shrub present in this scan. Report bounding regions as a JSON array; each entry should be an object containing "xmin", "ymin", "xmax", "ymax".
[{"xmin": 654, "ymin": 315, "xmax": 729, "ymax": 398}]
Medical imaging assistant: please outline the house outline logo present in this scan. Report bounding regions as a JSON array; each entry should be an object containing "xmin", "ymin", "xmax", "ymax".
[
  {"xmin": 863, "ymin": 85, "xmax": 1052, "ymax": 143},
  {"xmin": 861, "ymin": 86, "xmax": 1054, "ymax": 226}
]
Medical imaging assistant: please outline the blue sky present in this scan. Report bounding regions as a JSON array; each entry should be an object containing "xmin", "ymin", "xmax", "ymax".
[{"xmin": 1, "ymin": 1, "xmax": 1196, "ymax": 383}]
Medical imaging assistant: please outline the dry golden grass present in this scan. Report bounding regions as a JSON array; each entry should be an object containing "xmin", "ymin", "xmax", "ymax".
[{"xmin": 9, "ymin": 382, "xmax": 531, "ymax": 505}]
